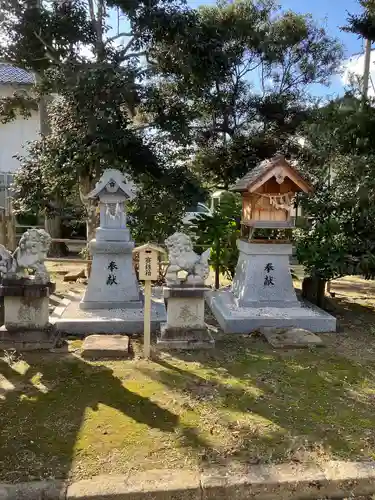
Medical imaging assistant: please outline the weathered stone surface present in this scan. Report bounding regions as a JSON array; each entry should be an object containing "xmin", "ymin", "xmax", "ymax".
[
  {"xmin": 157, "ymin": 324, "xmax": 215, "ymax": 350},
  {"xmin": 54, "ymin": 294, "xmax": 166, "ymax": 335},
  {"xmin": 67, "ymin": 469, "xmax": 201, "ymax": 500},
  {"xmin": 2, "ymin": 461, "xmax": 375, "ymax": 500},
  {"xmin": 80, "ymin": 240, "xmax": 142, "ymax": 310},
  {"xmin": 164, "ymin": 232, "xmax": 210, "ymax": 286},
  {"xmin": 159, "ymin": 286, "xmax": 215, "ymax": 350},
  {"xmin": 80, "ymin": 169, "xmax": 143, "ymax": 312},
  {"xmin": 164, "ymin": 286, "xmax": 206, "ymax": 300},
  {"xmin": 0, "ymin": 480, "xmax": 66, "ymax": 500},
  {"xmin": 166, "ymin": 296, "xmax": 205, "ymax": 330},
  {"xmin": 0, "ymin": 325, "xmax": 60, "ymax": 351},
  {"xmin": 4, "ymin": 295, "xmax": 50, "ymax": 331},
  {"xmin": 261, "ymin": 327, "xmax": 324, "ymax": 348},
  {"xmin": 0, "ymin": 229, "xmax": 52, "ymax": 284},
  {"xmin": 81, "ymin": 334, "xmax": 131, "ymax": 359},
  {"xmin": 201, "ymin": 463, "xmax": 327, "ymax": 500},
  {"xmin": 63, "ymin": 269, "xmax": 86, "ymax": 282},
  {"xmin": 0, "ymin": 278, "xmax": 57, "ymax": 351},
  {"xmin": 207, "ymin": 239, "xmax": 337, "ymax": 334},
  {"xmin": 0, "ymin": 279, "xmax": 55, "ymax": 297}
]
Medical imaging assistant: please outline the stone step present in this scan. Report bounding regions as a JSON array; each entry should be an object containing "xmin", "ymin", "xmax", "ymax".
[{"xmin": 81, "ymin": 334, "xmax": 131, "ymax": 360}]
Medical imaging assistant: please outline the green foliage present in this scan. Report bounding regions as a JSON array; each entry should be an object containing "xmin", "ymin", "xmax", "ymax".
[
  {"xmin": 342, "ymin": 0, "xmax": 375, "ymax": 42},
  {"xmin": 189, "ymin": 192, "xmax": 241, "ymax": 280},
  {"xmin": 1, "ymin": 0, "xmax": 204, "ymax": 235},
  {"xmin": 295, "ymin": 96, "xmax": 375, "ymax": 281}
]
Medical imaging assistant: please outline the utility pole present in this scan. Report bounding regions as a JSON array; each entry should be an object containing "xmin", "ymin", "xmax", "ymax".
[{"xmin": 362, "ymin": 37, "xmax": 372, "ymax": 101}]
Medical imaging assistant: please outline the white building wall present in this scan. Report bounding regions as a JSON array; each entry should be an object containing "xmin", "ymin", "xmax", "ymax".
[
  {"xmin": 0, "ymin": 83, "xmax": 40, "ymax": 208},
  {"xmin": 0, "ymin": 83, "xmax": 40, "ymax": 174}
]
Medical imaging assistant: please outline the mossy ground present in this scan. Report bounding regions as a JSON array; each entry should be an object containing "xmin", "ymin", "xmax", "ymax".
[{"xmin": 1, "ymin": 268, "xmax": 375, "ymax": 483}]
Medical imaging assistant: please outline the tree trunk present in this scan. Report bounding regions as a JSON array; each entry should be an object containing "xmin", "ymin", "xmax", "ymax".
[
  {"xmin": 79, "ymin": 175, "xmax": 97, "ymax": 242},
  {"xmin": 214, "ymin": 238, "xmax": 220, "ymax": 289},
  {"xmin": 79, "ymin": 174, "xmax": 98, "ymax": 277},
  {"xmin": 86, "ymin": 204, "xmax": 97, "ymax": 243},
  {"xmin": 44, "ymin": 196, "xmax": 68, "ymax": 257},
  {"xmin": 214, "ymin": 264, "xmax": 220, "ymax": 290},
  {"xmin": 45, "ymin": 213, "xmax": 68, "ymax": 257},
  {"xmin": 302, "ymin": 277, "xmax": 326, "ymax": 308}
]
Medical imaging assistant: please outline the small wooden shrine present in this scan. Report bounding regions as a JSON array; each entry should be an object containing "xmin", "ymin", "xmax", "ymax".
[{"xmin": 230, "ymin": 155, "xmax": 312, "ymax": 238}]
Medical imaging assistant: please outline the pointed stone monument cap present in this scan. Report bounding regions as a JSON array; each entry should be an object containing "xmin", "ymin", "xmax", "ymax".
[{"xmin": 88, "ymin": 169, "xmax": 137, "ymax": 200}]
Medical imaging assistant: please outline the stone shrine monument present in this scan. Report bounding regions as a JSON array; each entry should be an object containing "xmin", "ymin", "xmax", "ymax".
[
  {"xmin": 0, "ymin": 229, "xmax": 58, "ymax": 350},
  {"xmin": 80, "ymin": 169, "xmax": 141, "ymax": 310},
  {"xmin": 157, "ymin": 232, "xmax": 215, "ymax": 349},
  {"xmin": 206, "ymin": 155, "xmax": 337, "ymax": 333},
  {"xmin": 54, "ymin": 169, "xmax": 166, "ymax": 334}
]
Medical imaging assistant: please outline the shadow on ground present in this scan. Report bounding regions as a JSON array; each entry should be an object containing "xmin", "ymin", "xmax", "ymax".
[
  {"xmin": 0, "ymin": 351, "xmax": 210, "ymax": 484},
  {"xmin": 1, "ymin": 291, "xmax": 375, "ymax": 485},
  {"xmin": 145, "ymin": 329, "xmax": 375, "ymax": 468}
]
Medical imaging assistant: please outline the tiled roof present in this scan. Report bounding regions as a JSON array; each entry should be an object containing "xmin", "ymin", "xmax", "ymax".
[
  {"xmin": 0, "ymin": 64, "xmax": 35, "ymax": 84},
  {"xmin": 230, "ymin": 155, "xmax": 287, "ymax": 192}
]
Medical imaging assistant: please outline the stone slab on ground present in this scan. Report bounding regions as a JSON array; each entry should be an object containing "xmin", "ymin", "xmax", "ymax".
[
  {"xmin": 50, "ymin": 294, "xmax": 71, "ymax": 307},
  {"xmin": 63, "ymin": 269, "xmax": 86, "ymax": 282},
  {"xmin": 81, "ymin": 334, "xmax": 131, "ymax": 359},
  {"xmin": 261, "ymin": 327, "xmax": 324, "ymax": 348},
  {"xmin": 206, "ymin": 289, "xmax": 337, "ymax": 334},
  {"xmin": 1, "ymin": 460, "xmax": 375, "ymax": 499},
  {"xmin": 53, "ymin": 294, "xmax": 166, "ymax": 335}
]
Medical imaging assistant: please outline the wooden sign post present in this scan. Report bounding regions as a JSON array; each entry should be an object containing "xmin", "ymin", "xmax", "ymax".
[{"xmin": 133, "ymin": 243, "xmax": 166, "ymax": 358}]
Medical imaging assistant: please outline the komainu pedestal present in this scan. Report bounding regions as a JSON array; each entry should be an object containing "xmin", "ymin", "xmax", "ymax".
[
  {"xmin": 158, "ymin": 286, "xmax": 214, "ymax": 349},
  {"xmin": 157, "ymin": 232, "xmax": 214, "ymax": 350},
  {"xmin": 0, "ymin": 278, "xmax": 58, "ymax": 350}
]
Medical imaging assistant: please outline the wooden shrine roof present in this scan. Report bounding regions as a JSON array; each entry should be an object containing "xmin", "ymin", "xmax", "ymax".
[{"xmin": 230, "ymin": 154, "xmax": 312, "ymax": 194}]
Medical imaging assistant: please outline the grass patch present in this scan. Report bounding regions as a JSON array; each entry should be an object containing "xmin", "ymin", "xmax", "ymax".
[
  {"xmin": 1, "ymin": 334, "xmax": 375, "ymax": 483},
  {"xmin": 2, "ymin": 268, "xmax": 375, "ymax": 483}
]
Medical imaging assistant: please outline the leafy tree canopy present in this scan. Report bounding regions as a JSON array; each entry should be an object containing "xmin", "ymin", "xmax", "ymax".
[
  {"xmin": 143, "ymin": 0, "xmax": 343, "ymax": 189},
  {"xmin": 295, "ymin": 93, "xmax": 375, "ymax": 281},
  {"xmin": 342, "ymin": 0, "xmax": 375, "ymax": 41}
]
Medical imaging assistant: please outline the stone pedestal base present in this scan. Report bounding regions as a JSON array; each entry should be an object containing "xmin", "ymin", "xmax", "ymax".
[
  {"xmin": 206, "ymin": 289, "xmax": 336, "ymax": 334},
  {"xmin": 157, "ymin": 285, "xmax": 215, "ymax": 350},
  {"xmin": 206, "ymin": 239, "xmax": 337, "ymax": 334},
  {"xmin": 157, "ymin": 324, "xmax": 214, "ymax": 350},
  {"xmin": 54, "ymin": 291, "xmax": 166, "ymax": 335},
  {"xmin": 0, "ymin": 278, "xmax": 59, "ymax": 350},
  {"xmin": 80, "ymin": 239, "xmax": 142, "ymax": 310},
  {"xmin": 0, "ymin": 326, "xmax": 60, "ymax": 351},
  {"xmin": 232, "ymin": 240, "xmax": 300, "ymax": 308}
]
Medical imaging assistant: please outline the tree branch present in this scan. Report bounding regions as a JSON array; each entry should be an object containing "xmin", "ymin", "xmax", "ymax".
[
  {"xmin": 132, "ymin": 122, "xmax": 153, "ymax": 131},
  {"xmin": 119, "ymin": 50, "xmax": 147, "ymax": 61},
  {"xmin": 33, "ymin": 31, "xmax": 60, "ymax": 63},
  {"xmin": 106, "ymin": 32, "xmax": 134, "ymax": 44},
  {"xmin": 123, "ymin": 36, "xmax": 137, "ymax": 54}
]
